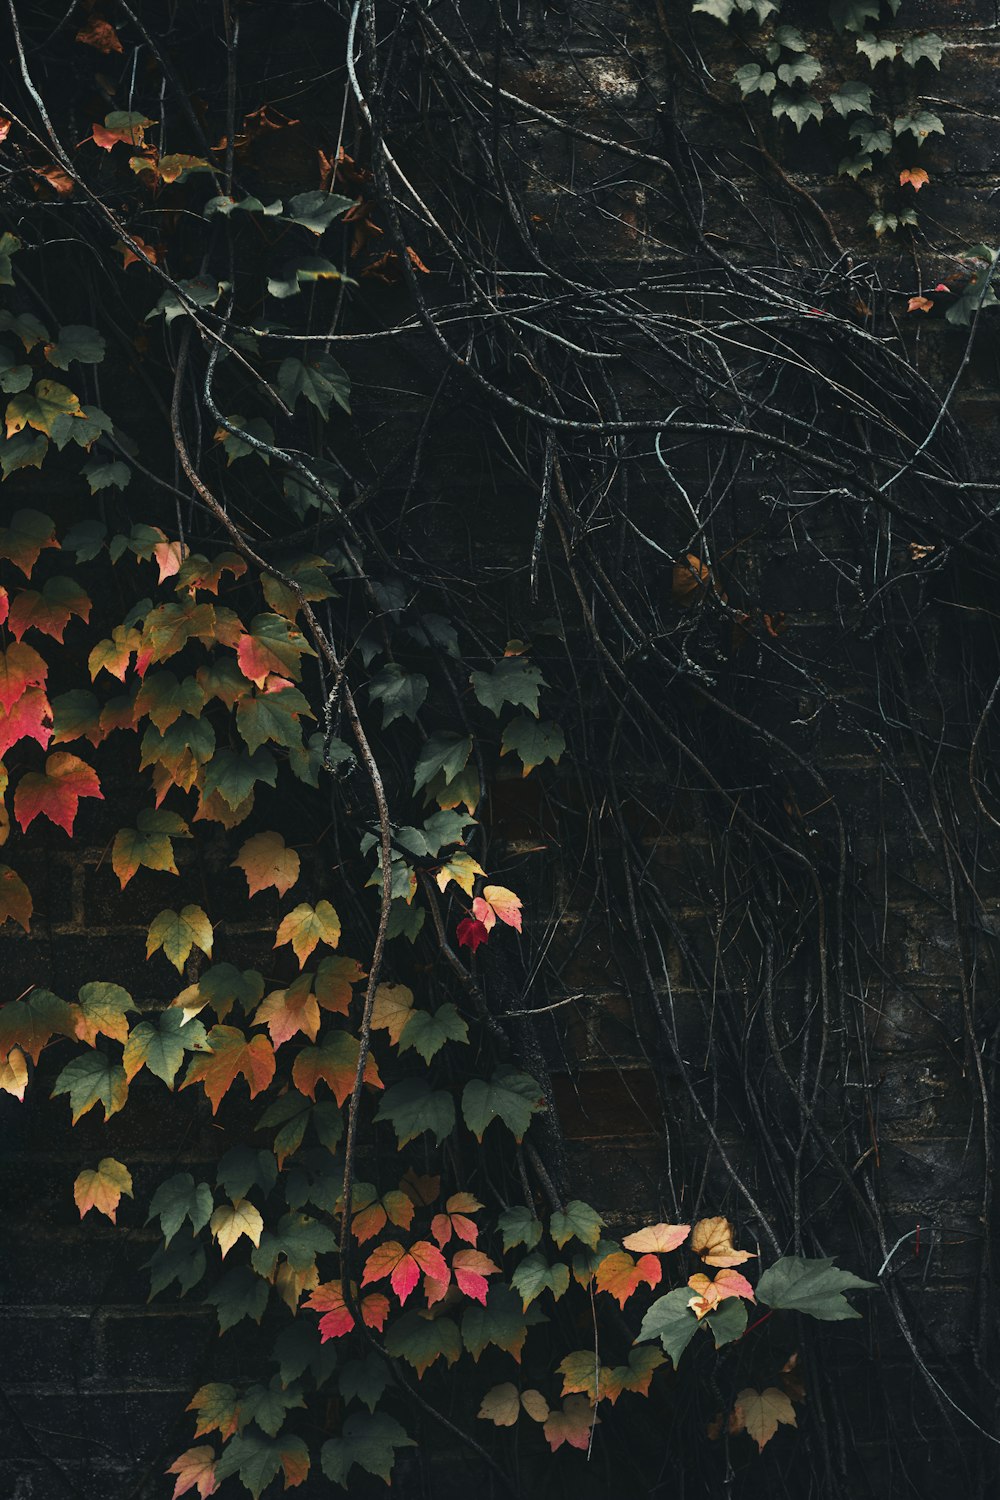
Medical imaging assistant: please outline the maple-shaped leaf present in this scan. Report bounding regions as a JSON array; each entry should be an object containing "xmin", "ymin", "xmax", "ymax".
[
  {"xmin": 8, "ymin": 576, "xmax": 91, "ymax": 642},
  {"xmin": 189, "ymin": 1383, "xmax": 242, "ymax": 1442},
  {"xmin": 181, "ymin": 1025, "xmax": 276, "ymax": 1113},
  {"xmin": 398, "ymin": 1002, "xmax": 468, "ymax": 1063},
  {"xmin": 501, "ymin": 716, "xmax": 565, "ymax": 776},
  {"xmin": 431, "ymin": 1193, "xmax": 482, "ymax": 1249},
  {"xmin": 51, "ymin": 1050, "xmax": 128, "ymax": 1122},
  {"xmin": 292, "ymin": 1030, "xmax": 380, "ymax": 1105},
  {"xmin": 755, "ymin": 1255, "xmax": 877, "ymax": 1320},
  {"xmin": 113, "ymin": 808, "xmax": 189, "ymax": 888},
  {"xmin": 687, "ymin": 1267, "xmax": 755, "ymax": 1319},
  {"xmin": 74, "ymin": 1157, "xmax": 133, "ymax": 1223},
  {"xmin": 461, "ymin": 1284, "xmax": 530, "ymax": 1363},
  {"xmin": 557, "ymin": 1350, "xmax": 608, "ymax": 1404},
  {"xmin": 0, "ymin": 1046, "xmax": 28, "ymax": 1100},
  {"xmin": 123, "ymin": 1009, "xmax": 208, "ymax": 1087},
  {"xmin": 233, "ymin": 830, "xmax": 300, "ymax": 898},
  {"xmin": 451, "ymin": 1249, "xmax": 500, "ymax": 1304},
  {"xmin": 15, "ymin": 751, "xmax": 102, "ymax": 835},
  {"xmin": 147, "ymin": 905, "xmax": 214, "ymax": 972},
  {"xmin": 0, "ymin": 864, "xmax": 32, "ymax": 931},
  {"xmin": 315, "ymin": 954, "xmax": 365, "ymax": 1013},
  {"xmin": 213, "ymin": 1430, "xmax": 309, "ymax": 1499},
  {"xmin": 254, "ymin": 974, "xmax": 321, "ymax": 1048},
  {"xmin": 0, "ymin": 641, "xmax": 47, "ymax": 712},
  {"xmin": 543, "ymin": 1394, "xmax": 598, "ymax": 1453},
  {"xmin": 623, "ymin": 1222, "xmax": 691, "ymax": 1255},
  {"xmin": 305, "ymin": 1280, "xmax": 390, "ymax": 1341},
  {"xmin": 0, "ymin": 986, "xmax": 75, "ymax": 1062},
  {"xmin": 236, "ymin": 683, "xmax": 314, "ymax": 757},
  {"xmin": 166, "ymin": 1445, "xmax": 219, "ymax": 1500},
  {"xmin": 456, "ymin": 916, "xmax": 489, "ymax": 952},
  {"xmin": 361, "ymin": 1238, "xmax": 449, "ymax": 1305},
  {"xmin": 6, "ymin": 380, "xmax": 85, "ymax": 439},
  {"xmin": 472, "ymin": 884, "xmax": 522, "ymax": 933},
  {"xmin": 0, "ymin": 688, "xmax": 52, "ymax": 759},
  {"xmin": 691, "ymin": 1216, "xmax": 756, "ymax": 1267},
  {"xmin": 594, "ymin": 1250, "xmax": 662, "ymax": 1308},
  {"xmin": 383, "ymin": 1310, "xmax": 462, "ymax": 1376},
  {"xmin": 732, "ymin": 1386, "xmax": 797, "ymax": 1451},
  {"xmin": 320, "ymin": 1411, "xmax": 415, "ymax": 1488},
  {"xmin": 498, "ymin": 1205, "xmax": 543, "ymax": 1254},
  {"xmin": 0, "ymin": 508, "xmax": 59, "ymax": 577},
  {"xmin": 133, "ymin": 671, "xmax": 206, "ymax": 732},
  {"xmin": 275, "ymin": 900, "xmax": 341, "ymax": 966},
  {"xmin": 236, "ymin": 614, "xmax": 317, "ymax": 686},
  {"xmin": 350, "ymin": 1184, "xmax": 415, "ymax": 1244},
  {"xmin": 550, "ymin": 1200, "xmax": 604, "ymax": 1251},
  {"xmin": 92, "ymin": 109, "xmax": 152, "ymax": 148},
  {"xmin": 374, "ymin": 1077, "xmax": 455, "ymax": 1148},
  {"xmin": 210, "ymin": 1198, "xmax": 265, "ymax": 1258},
  {"xmin": 470, "ymin": 656, "xmax": 545, "ymax": 717},
  {"xmin": 462, "ymin": 1066, "xmax": 544, "ymax": 1141},
  {"xmin": 370, "ymin": 981, "xmax": 414, "ymax": 1043},
  {"xmin": 173, "ymin": 963, "xmax": 264, "ymax": 1024},
  {"xmin": 89, "ymin": 625, "xmax": 141, "ymax": 682},
  {"xmin": 51, "ymin": 688, "xmax": 103, "ymax": 747},
  {"xmin": 511, "ymin": 1253, "xmax": 570, "ymax": 1311},
  {"xmin": 602, "ymin": 1345, "xmax": 666, "ymax": 1404}
]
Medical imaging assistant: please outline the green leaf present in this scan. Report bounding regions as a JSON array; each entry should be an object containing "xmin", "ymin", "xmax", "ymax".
[
  {"xmin": 771, "ymin": 91, "xmax": 822, "ymax": 131},
  {"xmin": 205, "ymin": 1265, "xmax": 270, "ymax": 1331},
  {"xmin": 755, "ymin": 1255, "xmax": 877, "ymax": 1320},
  {"xmin": 251, "ymin": 1213, "xmax": 337, "ymax": 1277},
  {"xmin": 148, "ymin": 1171, "xmax": 214, "ymax": 1246},
  {"xmin": 51, "ymin": 1051, "xmax": 127, "ymax": 1123},
  {"xmin": 692, "ymin": 0, "xmax": 735, "ymax": 19},
  {"xmin": 147, "ymin": 1233, "xmax": 207, "ymax": 1298},
  {"xmin": 893, "ymin": 109, "xmax": 945, "ymax": 144},
  {"xmin": 462, "ymin": 1284, "xmax": 532, "ymax": 1361},
  {"xmin": 776, "ymin": 53, "xmax": 821, "ymax": 87},
  {"xmin": 367, "ymin": 663, "xmax": 428, "ymax": 727},
  {"xmin": 82, "ymin": 458, "xmax": 130, "ymax": 493},
  {"xmin": 501, "ymin": 716, "xmax": 565, "ymax": 775},
  {"xmin": 636, "ymin": 1287, "xmax": 700, "ymax": 1365},
  {"xmin": 413, "ymin": 732, "xmax": 472, "ymax": 794},
  {"xmin": 44, "ymin": 325, "xmax": 105, "ymax": 369},
  {"xmin": 848, "ymin": 118, "xmax": 892, "ymax": 154},
  {"xmin": 273, "ymin": 1319, "xmax": 338, "ymax": 1385},
  {"xmin": 204, "ymin": 194, "xmax": 283, "ymax": 218},
  {"xmin": 773, "ymin": 24, "xmax": 805, "ymax": 49},
  {"xmin": 0, "ymin": 344, "xmax": 32, "ymax": 393},
  {"xmin": 374, "ymin": 1077, "xmax": 456, "ymax": 1147},
  {"xmin": 830, "ymin": 0, "xmax": 879, "ymax": 33},
  {"xmin": 498, "ymin": 1205, "xmax": 543, "ymax": 1254},
  {"xmin": 283, "ymin": 190, "xmax": 354, "ymax": 234},
  {"xmin": 707, "ymin": 1296, "xmax": 748, "ymax": 1347},
  {"xmin": 238, "ymin": 1378, "xmax": 306, "ymax": 1438},
  {"xmin": 734, "ymin": 63, "xmax": 776, "ymax": 96},
  {"xmin": 550, "ymin": 1200, "xmax": 604, "ymax": 1252},
  {"xmin": 0, "ymin": 310, "xmax": 48, "ymax": 350},
  {"xmin": 398, "ymin": 1003, "xmax": 469, "ymax": 1063},
  {"xmin": 384, "ymin": 1312, "xmax": 462, "ymax": 1376},
  {"xmin": 511, "ymin": 1253, "xmax": 570, "ymax": 1310},
  {"xmin": 829, "ymin": 81, "xmax": 873, "ymax": 117},
  {"xmin": 203, "ymin": 747, "xmax": 278, "ymax": 806},
  {"xmin": 147, "ymin": 277, "xmax": 231, "ymax": 324},
  {"xmin": 277, "ymin": 354, "xmax": 351, "ymax": 419},
  {"xmin": 123, "ymin": 1009, "xmax": 208, "ymax": 1087},
  {"xmin": 214, "ymin": 1430, "xmax": 309, "ymax": 1498},
  {"xmin": 267, "ymin": 257, "xmax": 345, "ymax": 299},
  {"xmin": 321, "ymin": 1412, "xmax": 415, "ymax": 1487},
  {"xmin": 856, "ymin": 32, "xmax": 897, "ymax": 66},
  {"xmin": 236, "ymin": 686, "xmax": 313, "ymax": 756},
  {"xmin": 899, "ymin": 33, "xmax": 944, "ymax": 69},
  {"xmin": 216, "ymin": 415, "xmax": 275, "ymax": 464},
  {"xmin": 462, "ymin": 1066, "xmax": 544, "ymax": 1142},
  {"xmin": 147, "ymin": 905, "xmax": 213, "ymax": 972},
  {"xmin": 0, "ymin": 232, "xmax": 20, "ymax": 286},
  {"xmin": 0, "ymin": 432, "xmax": 47, "ymax": 478},
  {"xmin": 339, "ymin": 1355, "xmax": 390, "ymax": 1412},
  {"xmin": 470, "ymin": 657, "xmax": 545, "ymax": 717},
  {"xmin": 216, "ymin": 1146, "xmax": 278, "ymax": 1200}
]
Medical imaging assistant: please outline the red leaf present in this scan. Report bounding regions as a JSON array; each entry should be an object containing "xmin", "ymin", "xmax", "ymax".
[
  {"xmin": 452, "ymin": 1249, "xmax": 500, "ymax": 1304},
  {"xmin": 361, "ymin": 1239, "xmax": 449, "ymax": 1306},
  {"xmin": 305, "ymin": 1281, "xmax": 390, "ymax": 1340},
  {"xmin": 14, "ymin": 752, "xmax": 102, "ymax": 835},
  {"xmin": 0, "ymin": 642, "xmax": 47, "ymax": 713},
  {"xmin": 457, "ymin": 917, "xmax": 489, "ymax": 952},
  {"xmin": 0, "ymin": 689, "xmax": 52, "ymax": 758}
]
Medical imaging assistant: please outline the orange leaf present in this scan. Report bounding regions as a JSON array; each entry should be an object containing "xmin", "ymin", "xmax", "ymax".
[
  {"xmin": 622, "ymin": 1222, "xmax": 690, "ymax": 1255},
  {"xmin": 452, "ymin": 1248, "xmax": 500, "ymax": 1304},
  {"xmin": 687, "ymin": 1266, "xmax": 755, "ymax": 1319},
  {"xmin": 594, "ymin": 1250, "xmax": 662, "ymax": 1308},
  {"xmin": 543, "ymin": 1394, "xmax": 598, "ymax": 1453},
  {"xmin": 14, "ymin": 751, "xmax": 102, "ymax": 835},
  {"xmin": 0, "ymin": 867, "xmax": 32, "ymax": 932},
  {"xmin": 74, "ymin": 1156, "xmax": 132, "ymax": 1223},
  {"xmin": 167, "ymin": 1446, "xmax": 219, "ymax": 1500},
  {"xmin": 232, "ymin": 830, "xmax": 300, "ymax": 898},
  {"xmin": 361, "ymin": 1238, "xmax": 449, "ymax": 1306},
  {"xmin": 76, "ymin": 16, "xmax": 124, "ymax": 53},
  {"xmin": 254, "ymin": 975, "xmax": 320, "ymax": 1047},
  {"xmin": 899, "ymin": 167, "xmax": 929, "ymax": 191},
  {"xmin": 274, "ymin": 900, "xmax": 341, "ymax": 966},
  {"xmin": 0, "ymin": 689, "xmax": 52, "ymax": 759},
  {"xmin": 472, "ymin": 884, "xmax": 522, "ymax": 933},
  {"xmin": 908, "ymin": 295, "xmax": 935, "ymax": 313},
  {"xmin": 291, "ymin": 1030, "xmax": 380, "ymax": 1105},
  {"xmin": 672, "ymin": 553, "xmax": 711, "ymax": 605},
  {"xmin": 179, "ymin": 1025, "xmax": 275, "ymax": 1113}
]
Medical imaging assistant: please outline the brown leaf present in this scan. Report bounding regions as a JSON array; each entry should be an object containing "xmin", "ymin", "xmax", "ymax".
[
  {"xmin": 672, "ymin": 553, "xmax": 712, "ymax": 605},
  {"xmin": 76, "ymin": 16, "xmax": 124, "ymax": 53}
]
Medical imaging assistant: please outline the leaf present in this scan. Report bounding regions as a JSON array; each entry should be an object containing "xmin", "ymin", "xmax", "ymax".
[
  {"xmin": 352, "ymin": 1185, "xmax": 415, "ymax": 1244},
  {"xmin": 899, "ymin": 33, "xmax": 944, "ymax": 69},
  {"xmin": 320, "ymin": 1412, "xmax": 415, "ymax": 1488},
  {"xmin": 0, "ymin": 1046, "xmax": 28, "ymax": 1100},
  {"xmin": 283, "ymin": 190, "xmax": 354, "ymax": 235},
  {"xmin": 277, "ymin": 354, "xmax": 351, "ymax": 419},
  {"xmin": 233, "ymin": 830, "xmax": 300, "ymax": 897},
  {"xmin": 849, "ymin": 118, "xmax": 892, "ymax": 155},
  {"xmin": 254, "ymin": 976, "xmax": 321, "ymax": 1048},
  {"xmin": 149, "ymin": 1172, "xmax": 214, "ymax": 1245},
  {"xmin": 707, "ymin": 1296, "xmax": 748, "ymax": 1347},
  {"xmin": 691, "ymin": 1216, "xmax": 756, "ymax": 1266},
  {"xmin": 306, "ymin": 1280, "xmax": 390, "ymax": 1341},
  {"xmin": 900, "ymin": 167, "xmax": 930, "ymax": 190},
  {"xmin": 550, "ymin": 1200, "xmax": 604, "ymax": 1252},
  {"xmin": 0, "ymin": 865, "xmax": 32, "ymax": 931},
  {"xmin": 500, "ymin": 716, "xmax": 565, "ymax": 775},
  {"xmin": 636, "ymin": 1287, "xmax": 701, "ymax": 1365},
  {"xmin": 239, "ymin": 1377, "xmax": 306, "ymax": 1437},
  {"xmin": 213, "ymin": 1431, "xmax": 309, "ymax": 1499},
  {"xmin": 543, "ymin": 1395, "xmax": 598, "ymax": 1453},
  {"xmin": 92, "ymin": 110, "xmax": 153, "ymax": 148},
  {"xmin": 202, "ymin": 747, "xmax": 277, "ymax": 808},
  {"xmin": 0, "ymin": 432, "xmax": 48, "ymax": 479},
  {"xmin": 478, "ymin": 1382, "xmax": 521, "ymax": 1426},
  {"xmin": 166, "ymin": 1446, "xmax": 218, "ymax": 1500},
  {"xmin": 369, "ymin": 982, "xmax": 414, "ymax": 1043},
  {"xmin": 180, "ymin": 1026, "xmax": 276, "ymax": 1113},
  {"xmin": 362, "ymin": 1237, "xmax": 449, "ymax": 1305},
  {"xmin": 470, "ymin": 656, "xmax": 545, "ymax": 717},
  {"xmin": 776, "ymin": 53, "xmax": 821, "ymax": 87},
  {"xmin": 430, "ymin": 1193, "xmax": 481, "ymax": 1248},
  {"xmin": 499, "ymin": 1205, "xmax": 542, "ymax": 1254},
  {"xmin": 147, "ymin": 906, "xmax": 213, "ymax": 973},
  {"xmin": 687, "ymin": 1267, "xmax": 755, "ymax": 1318},
  {"xmin": 829, "ymin": 80, "xmax": 872, "ymax": 115},
  {"xmin": 472, "ymin": 885, "xmax": 523, "ymax": 933},
  {"xmin": 267, "ymin": 258, "xmax": 345, "ymax": 299},
  {"xmin": 462, "ymin": 1066, "xmax": 543, "ymax": 1141},
  {"xmin": 452, "ymin": 1249, "xmax": 500, "ymax": 1303},
  {"xmin": 6, "ymin": 380, "xmax": 84, "ymax": 439},
  {"xmin": 366, "ymin": 663, "xmax": 428, "ymax": 727},
  {"xmin": 0, "ymin": 986, "xmax": 74, "ymax": 1061},
  {"xmin": 456, "ymin": 916, "xmax": 489, "ymax": 951},
  {"xmin": 15, "ymin": 751, "xmax": 102, "ymax": 835},
  {"xmin": 734, "ymin": 63, "xmax": 776, "ymax": 96},
  {"xmin": 113, "ymin": 809, "xmax": 189, "ymax": 888},
  {"xmin": 275, "ymin": 901, "xmax": 341, "ymax": 966},
  {"xmin": 0, "ymin": 345, "xmax": 32, "ymax": 393},
  {"xmin": 293, "ymin": 1025, "xmax": 380, "ymax": 1106},
  {"xmin": 755, "ymin": 1255, "xmax": 877, "ymax": 1320},
  {"xmin": 43, "ymin": 325, "xmax": 105, "ymax": 369},
  {"xmin": 0, "ymin": 641, "xmax": 48, "ymax": 712},
  {"xmin": 893, "ymin": 109, "xmax": 945, "ymax": 143},
  {"xmin": 9, "ymin": 576, "xmax": 91, "ymax": 643},
  {"xmin": 462, "ymin": 1284, "xmax": 531, "ymax": 1362},
  {"xmin": 770, "ymin": 91, "xmax": 822, "ymax": 131},
  {"xmin": 594, "ymin": 1250, "xmax": 662, "ymax": 1307},
  {"xmin": 374, "ymin": 1077, "xmax": 455, "ymax": 1147},
  {"xmin": 52, "ymin": 1051, "xmax": 128, "ymax": 1123},
  {"xmin": 123, "ymin": 1009, "xmax": 208, "ymax": 1086},
  {"xmin": 732, "ymin": 1386, "xmax": 797, "ymax": 1450},
  {"xmin": 623, "ymin": 1222, "xmax": 691, "ymax": 1255},
  {"xmin": 74, "ymin": 1157, "xmax": 133, "ymax": 1223},
  {"xmin": 856, "ymin": 32, "xmax": 897, "ymax": 66},
  {"xmin": 413, "ymin": 732, "xmax": 472, "ymax": 794},
  {"xmin": 398, "ymin": 1003, "xmax": 469, "ymax": 1063},
  {"xmin": 384, "ymin": 1310, "xmax": 462, "ymax": 1374},
  {"xmin": 511, "ymin": 1253, "xmax": 570, "ymax": 1310},
  {"xmin": 602, "ymin": 1345, "xmax": 666, "ymax": 1403},
  {"xmin": 210, "ymin": 1198, "xmax": 265, "ymax": 1258}
]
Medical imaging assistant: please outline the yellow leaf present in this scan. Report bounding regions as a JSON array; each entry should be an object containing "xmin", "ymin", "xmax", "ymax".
[
  {"xmin": 732, "ymin": 1386, "xmax": 797, "ymax": 1451},
  {"xmin": 370, "ymin": 981, "xmax": 414, "ymax": 1045},
  {"xmin": 690, "ymin": 1215, "xmax": 755, "ymax": 1267},
  {"xmin": 74, "ymin": 1156, "xmax": 133, "ymax": 1223},
  {"xmin": 210, "ymin": 1197, "xmax": 264, "ymax": 1258},
  {"xmin": 274, "ymin": 900, "xmax": 340, "ymax": 966}
]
